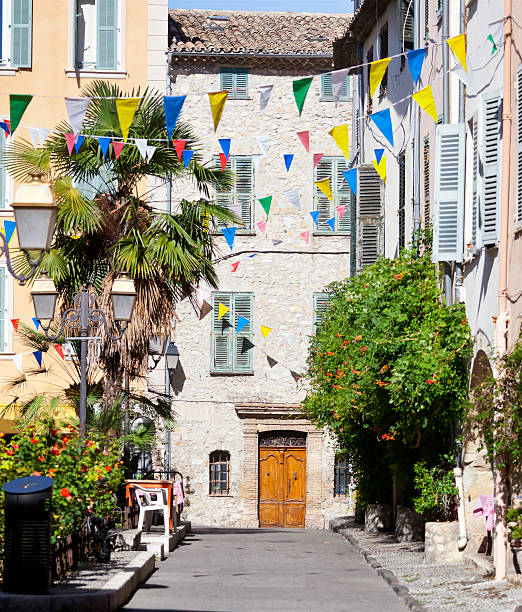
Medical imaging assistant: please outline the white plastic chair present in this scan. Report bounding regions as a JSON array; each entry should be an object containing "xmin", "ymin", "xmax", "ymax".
[{"xmin": 134, "ymin": 485, "xmax": 170, "ymax": 536}]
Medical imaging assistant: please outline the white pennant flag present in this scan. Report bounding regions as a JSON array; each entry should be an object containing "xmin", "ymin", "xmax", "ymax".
[
  {"xmin": 65, "ymin": 97, "xmax": 91, "ymax": 137},
  {"xmin": 331, "ymin": 68, "xmax": 350, "ymax": 106},
  {"xmin": 252, "ymin": 154, "xmax": 263, "ymax": 173},
  {"xmin": 256, "ymin": 134, "xmax": 270, "ymax": 157},
  {"xmin": 451, "ymin": 62, "xmax": 476, "ymax": 96},
  {"xmin": 282, "ymin": 216, "xmax": 294, "ymax": 231},
  {"xmin": 229, "ymin": 202, "xmax": 242, "ymax": 219},
  {"xmin": 135, "ymin": 138, "xmax": 148, "ymax": 160},
  {"xmin": 488, "ymin": 18, "xmax": 505, "ymax": 51},
  {"xmin": 12, "ymin": 354, "xmax": 23, "ymax": 372},
  {"xmin": 146, "ymin": 145, "xmax": 156, "ymax": 161},
  {"xmin": 38, "ymin": 128, "xmax": 50, "ymax": 146},
  {"xmin": 28, "ymin": 127, "xmax": 39, "ymax": 149},
  {"xmin": 259, "ymin": 85, "xmax": 274, "ymax": 112},
  {"xmin": 284, "ymin": 188, "xmax": 301, "ymax": 211},
  {"xmin": 283, "ymin": 332, "xmax": 295, "ymax": 346}
]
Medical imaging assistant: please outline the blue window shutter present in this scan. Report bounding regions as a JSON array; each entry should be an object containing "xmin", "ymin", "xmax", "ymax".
[
  {"xmin": 97, "ymin": 0, "xmax": 118, "ymax": 70},
  {"xmin": 11, "ymin": 0, "xmax": 32, "ymax": 68},
  {"xmin": 313, "ymin": 292, "xmax": 333, "ymax": 332},
  {"xmin": 0, "ymin": 267, "xmax": 5, "ymax": 351},
  {"xmin": 220, "ymin": 68, "xmax": 248, "ymax": 99},
  {"xmin": 211, "ymin": 292, "xmax": 233, "ymax": 373},
  {"xmin": 481, "ymin": 91, "xmax": 502, "ymax": 246},
  {"xmin": 233, "ymin": 293, "xmax": 253, "ymax": 372},
  {"xmin": 433, "ymin": 123, "xmax": 465, "ymax": 263},
  {"xmin": 321, "ymin": 73, "xmax": 350, "ymax": 101}
]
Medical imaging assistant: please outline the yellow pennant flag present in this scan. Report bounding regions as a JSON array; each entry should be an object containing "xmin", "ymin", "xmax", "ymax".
[
  {"xmin": 208, "ymin": 91, "xmax": 228, "ymax": 131},
  {"xmin": 261, "ymin": 325, "xmax": 272, "ymax": 339},
  {"xmin": 315, "ymin": 177, "xmax": 333, "ymax": 201},
  {"xmin": 116, "ymin": 98, "xmax": 140, "ymax": 142},
  {"xmin": 328, "ymin": 124, "xmax": 350, "ymax": 160},
  {"xmin": 218, "ymin": 302, "xmax": 229, "ymax": 320},
  {"xmin": 411, "ymin": 85, "xmax": 438, "ymax": 122},
  {"xmin": 447, "ymin": 33, "xmax": 467, "ymax": 72},
  {"xmin": 372, "ymin": 156, "xmax": 387, "ymax": 182},
  {"xmin": 370, "ymin": 58, "xmax": 391, "ymax": 98}
]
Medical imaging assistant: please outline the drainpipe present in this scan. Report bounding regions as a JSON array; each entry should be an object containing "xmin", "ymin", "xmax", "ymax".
[
  {"xmin": 442, "ymin": 0, "xmax": 453, "ymax": 306},
  {"xmin": 412, "ymin": 0, "xmax": 421, "ymax": 242},
  {"xmin": 494, "ymin": 0, "xmax": 512, "ymax": 581},
  {"xmin": 454, "ymin": 0, "xmax": 465, "ymax": 303}
]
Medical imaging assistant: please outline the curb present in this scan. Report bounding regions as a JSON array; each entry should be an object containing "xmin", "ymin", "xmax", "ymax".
[{"xmin": 331, "ymin": 520, "xmax": 427, "ymax": 612}]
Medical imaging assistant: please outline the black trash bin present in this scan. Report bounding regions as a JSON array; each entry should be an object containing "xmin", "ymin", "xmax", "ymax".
[{"xmin": 2, "ymin": 475, "xmax": 54, "ymax": 594}]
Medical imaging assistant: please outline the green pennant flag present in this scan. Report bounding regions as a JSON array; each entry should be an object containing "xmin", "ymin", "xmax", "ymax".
[
  {"xmin": 10, "ymin": 94, "xmax": 33, "ymax": 133},
  {"xmin": 487, "ymin": 33, "xmax": 498, "ymax": 54},
  {"xmin": 258, "ymin": 196, "xmax": 272, "ymax": 217},
  {"xmin": 293, "ymin": 77, "xmax": 313, "ymax": 116}
]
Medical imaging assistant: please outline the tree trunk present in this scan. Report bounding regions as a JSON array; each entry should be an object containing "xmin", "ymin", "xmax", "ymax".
[
  {"xmin": 104, "ymin": 368, "xmax": 124, "ymax": 407},
  {"xmin": 494, "ymin": 457, "xmax": 510, "ymax": 579}
]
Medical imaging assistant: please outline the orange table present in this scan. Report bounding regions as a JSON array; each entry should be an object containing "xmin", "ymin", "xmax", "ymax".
[{"xmin": 125, "ymin": 479, "xmax": 175, "ymax": 531}]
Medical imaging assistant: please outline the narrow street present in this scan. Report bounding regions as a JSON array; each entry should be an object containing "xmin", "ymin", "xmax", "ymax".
[{"xmin": 123, "ymin": 528, "xmax": 405, "ymax": 612}]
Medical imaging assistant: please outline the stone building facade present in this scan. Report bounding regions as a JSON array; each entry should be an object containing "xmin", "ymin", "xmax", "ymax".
[{"xmin": 150, "ymin": 10, "xmax": 355, "ymax": 528}]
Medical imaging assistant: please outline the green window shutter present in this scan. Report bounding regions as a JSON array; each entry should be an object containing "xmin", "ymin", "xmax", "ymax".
[
  {"xmin": 0, "ymin": 267, "xmax": 5, "ymax": 351},
  {"xmin": 321, "ymin": 73, "xmax": 350, "ymax": 101},
  {"xmin": 0, "ymin": 130, "xmax": 6, "ymax": 209},
  {"xmin": 97, "ymin": 0, "xmax": 118, "ymax": 70},
  {"xmin": 220, "ymin": 68, "xmax": 248, "ymax": 99},
  {"xmin": 220, "ymin": 69, "xmax": 235, "ymax": 93},
  {"xmin": 235, "ymin": 156, "xmax": 253, "ymax": 231},
  {"xmin": 471, "ymin": 114, "xmax": 479, "ymax": 252},
  {"xmin": 433, "ymin": 123, "xmax": 465, "ymax": 263},
  {"xmin": 11, "ymin": 0, "xmax": 32, "ymax": 68},
  {"xmin": 314, "ymin": 157, "xmax": 334, "ymax": 234},
  {"xmin": 481, "ymin": 91, "xmax": 502, "ymax": 246},
  {"xmin": 235, "ymin": 70, "xmax": 248, "ymax": 99},
  {"xmin": 357, "ymin": 165, "xmax": 383, "ymax": 272},
  {"xmin": 336, "ymin": 158, "xmax": 351, "ymax": 234},
  {"xmin": 517, "ymin": 65, "xmax": 522, "ymax": 227},
  {"xmin": 233, "ymin": 292, "xmax": 253, "ymax": 372},
  {"xmin": 313, "ymin": 292, "xmax": 332, "ymax": 332},
  {"xmin": 211, "ymin": 293, "xmax": 233, "ymax": 373}
]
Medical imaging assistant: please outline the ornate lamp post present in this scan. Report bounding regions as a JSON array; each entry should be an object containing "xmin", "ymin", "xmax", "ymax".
[{"xmin": 31, "ymin": 272, "xmax": 137, "ymax": 436}]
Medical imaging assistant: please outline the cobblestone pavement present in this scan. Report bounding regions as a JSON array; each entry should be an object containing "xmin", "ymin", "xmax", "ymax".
[{"xmin": 340, "ymin": 522, "xmax": 522, "ymax": 611}]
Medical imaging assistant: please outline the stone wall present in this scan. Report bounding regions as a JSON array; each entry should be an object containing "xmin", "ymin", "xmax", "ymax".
[{"xmin": 425, "ymin": 522, "xmax": 465, "ymax": 564}]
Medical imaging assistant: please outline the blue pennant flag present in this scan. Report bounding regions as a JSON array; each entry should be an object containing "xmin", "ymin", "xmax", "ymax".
[
  {"xmin": 407, "ymin": 48, "xmax": 427, "ymax": 85},
  {"xmin": 309, "ymin": 210, "xmax": 320, "ymax": 225},
  {"xmin": 164, "ymin": 95, "xmax": 186, "ymax": 139},
  {"xmin": 33, "ymin": 351, "xmax": 42, "ymax": 367},
  {"xmin": 283, "ymin": 154, "xmax": 294, "ymax": 172},
  {"xmin": 220, "ymin": 227, "xmax": 237, "ymax": 251},
  {"xmin": 370, "ymin": 108, "xmax": 394, "ymax": 147},
  {"xmin": 342, "ymin": 168, "xmax": 357, "ymax": 196},
  {"xmin": 74, "ymin": 135, "xmax": 85, "ymax": 154},
  {"xmin": 98, "ymin": 137, "xmax": 110, "ymax": 157},
  {"xmin": 32, "ymin": 317, "xmax": 40, "ymax": 330},
  {"xmin": 326, "ymin": 217, "xmax": 336, "ymax": 231},
  {"xmin": 218, "ymin": 138, "xmax": 231, "ymax": 159},
  {"xmin": 236, "ymin": 315, "xmax": 249, "ymax": 334},
  {"xmin": 374, "ymin": 148, "xmax": 385, "ymax": 165},
  {"xmin": 0, "ymin": 121, "xmax": 10, "ymax": 136},
  {"xmin": 182, "ymin": 150, "xmax": 194, "ymax": 167},
  {"xmin": 248, "ymin": 253, "xmax": 256, "ymax": 258},
  {"xmin": 4, "ymin": 220, "xmax": 16, "ymax": 244}
]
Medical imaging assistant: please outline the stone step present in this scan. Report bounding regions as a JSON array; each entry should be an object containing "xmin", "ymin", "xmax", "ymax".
[{"xmin": 108, "ymin": 528, "xmax": 142, "ymax": 551}]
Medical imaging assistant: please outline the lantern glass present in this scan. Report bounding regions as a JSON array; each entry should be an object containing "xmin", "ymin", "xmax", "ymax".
[
  {"xmin": 12, "ymin": 182, "xmax": 57, "ymax": 251},
  {"xmin": 166, "ymin": 342, "xmax": 180, "ymax": 372},
  {"xmin": 31, "ymin": 273, "xmax": 58, "ymax": 321},
  {"xmin": 110, "ymin": 274, "xmax": 137, "ymax": 322},
  {"xmin": 149, "ymin": 336, "xmax": 168, "ymax": 356}
]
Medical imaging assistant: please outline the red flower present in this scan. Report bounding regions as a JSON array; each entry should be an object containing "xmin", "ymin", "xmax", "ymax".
[
  {"xmin": 62, "ymin": 436, "xmax": 69, "ymax": 444},
  {"xmin": 0, "ymin": 432, "xmax": 4, "ymax": 437},
  {"xmin": 30, "ymin": 437, "xmax": 38, "ymax": 444},
  {"xmin": 105, "ymin": 466, "xmax": 112, "ymax": 472},
  {"xmin": 427, "ymin": 379, "xmax": 434, "ymax": 385},
  {"xmin": 6, "ymin": 449, "xmax": 14, "ymax": 456},
  {"xmin": 50, "ymin": 445, "xmax": 60, "ymax": 456},
  {"xmin": 86, "ymin": 440, "xmax": 95, "ymax": 447},
  {"xmin": 81, "ymin": 465, "xmax": 88, "ymax": 473},
  {"xmin": 60, "ymin": 488, "xmax": 71, "ymax": 498},
  {"xmin": 32, "ymin": 471, "xmax": 42, "ymax": 476},
  {"xmin": 12, "ymin": 443, "xmax": 19, "ymax": 450},
  {"xmin": 38, "ymin": 456, "xmax": 45, "ymax": 461}
]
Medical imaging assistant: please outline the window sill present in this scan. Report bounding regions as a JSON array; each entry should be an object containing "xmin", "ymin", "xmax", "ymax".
[
  {"xmin": 208, "ymin": 494, "xmax": 234, "ymax": 498},
  {"xmin": 313, "ymin": 232, "xmax": 350, "ymax": 237},
  {"xmin": 0, "ymin": 208, "xmax": 14, "ymax": 215},
  {"xmin": 320, "ymin": 98, "xmax": 352, "ymax": 103},
  {"xmin": 0, "ymin": 67, "xmax": 18, "ymax": 77},
  {"xmin": 65, "ymin": 68, "xmax": 128, "ymax": 79},
  {"xmin": 210, "ymin": 371, "xmax": 254, "ymax": 376}
]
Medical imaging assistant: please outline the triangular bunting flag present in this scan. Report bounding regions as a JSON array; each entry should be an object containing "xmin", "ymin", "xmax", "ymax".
[
  {"xmin": 343, "ymin": 168, "xmax": 357, "ymax": 196},
  {"xmin": 372, "ymin": 156, "xmax": 387, "ymax": 182},
  {"xmin": 313, "ymin": 153, "xmax": 324, "ymax": 168},
  {"xmin": 248, "ymin": 254, "xmax": 257, "ymax": 257},
  {"xmin": 10, "ymin": 318, "xmax": 19, "ymax": 331},
  {"xmin": 208, "ymin": 91, "xmax": 228, "ymax": 131},
  {"xmin": 258, "ymin": 196, "xmax": 272, "ymax": 217},
  {"xmin": 283, "ymin": 332, "xmax": 295, "ymax": 345},
  {"xmin": 65, "ymin": 133, "xmax": 75, "ymax": 156},
  {"xmin": 326, "ymin": 217, "xmax": 335, "ymax": 231},
  {"xmin": 259, "ymin": 84, "xmax": 273, "ymax": 111},
  {"xmin": 54, "ymin": 344, "xmax": 65, "ymax": 360},
  {"xmin": 231, "ymin": 261, "xmax": 240, "ymax": 273},
  {"xmin": 451, "ymin": 63, "xmax": 476, "ymax": 95},
  {"xmin": 369, "ymin": 58, "xmax": 391, "ymax": 98},
  {"xmin": 10, "ymin": 94, "xmax": 32, "ymax": 133},
  {"xmin": 113, "ymin": 141, "xmax": 125, "ymax": 160},
  {"xmin": 282, "ymin": 216, "xmax": 293, "ymax": 231},
  {"xmin": 256, "ymin": 134, "xmax": 270, "ymax": 156},
  {"xmin": 261, "ymin": 325, "xmax": 271, "ymax": 339},
  {"xmin": 173, "ymin": 139, "xmax": 186, "ymax": 161},
  {"xmin": 0, "ymin": 120, "xmax": 10, "ymax": 136},
  {"xmin": 407, "ymin": 48, "xmax": 427, "ymax": 85},
  {"xmin": 267, "ymin": 355, "xmax": 278, "ymax": 368},
  {"xmin": 74, "ymin": 135, "xmax": 85, "ymax": 154},
  {"xmin": 315, "ymin": 177, "xmax": 333, "ymax": 201},
  {"xmin": 222, "ymin": 319, "xmax": 233, "ymax": 332},
  {"xmin": 374, "ymin": 148, "xmax": 385, "ymax": 164},
  {"xmin": 65, "ymin": 97, "xmax": 91, "ymax": 136},
  {"xmin": 412, "ymin": 85, "xmax": 438, "ymax": 122},
  {"xmin": 4, "ymin": 220, "xmax": 16, "ymax": 244},
  {"xmin": 293, "ymin": 77, "xmax": 313, "ymax": 116},
  {"xmin": 284, "ymin": 154, "xmax": 294, "ymax": 172},
  {"xmin": 488, "ymin": 20, "xmax": 504, "ymax": 55},
  {"xmin": 135, "ymin": 138, "xmax": 148, "ymax": 160},
  {"xmin": 32, "ymin": 317, "xmax": 40, "ymax": 330},
  {"xmin": 297, "ymin": 131, "xmax": 310, "ymax": 152},
  {"xmin": 218, "ymin": 302, "xmax": 229, "ymax": 320},
  {"xmin": 182, "ymin": 150, "xmax": 194, "ymax": 167},
  {"xmin": 199, "ymin": 300, "xmax": 213, "ymax": 320},
  {"xmin": 38, "ymin": 128, "xmax": 50, "ymax": 146},
  {"xmin": 241, "ymin": 337, "xmax": 255, "ymax": 354},
  {"xmin": 310, "ymin": 210, "xmax": 320, "ymax": 225},
  {"xmin": 98, "ymin": 137, "xmax": 111, "ymax": 157},
  {"xmin": 290, "ymin": 370, "xmax": 302, "ymax": 382},
  {"xmin": 328, "ymin": 124, "xmax": 350, "ymax": 159},
  {"xmin": 116, "ymin": 97, "xmax": 140, "ymax": 142},
  {"xmin": 33, "ymin": 351, "xmax": 42, "ymax": 367},
  {"xmin": 257, "ymin": 221, "xmax": 267, "ymax": 235},
  {"xmin": 29, "ymin": 127, "xmax": 39, "ymax": 149},
  {"xmin": 146, "ymin": 145, "xmax": 156, "ymax": 161},
  {"xmin": 284, "ymin": 188, "xmax": 301, "ymax": 211},
  {"xmin": 12, "ymin": 354, "xmax": 23, "ymax": 372},
  {"xmin": 236, "ymin": 316, "xmax": 249, "ymax": 334},
  {"xmin": 272, "ymin": 239, "xmax": 282, "ymax": 246},
  {"xmin": 370, "ymin": 109, "xmax": 394, "ymax": 147},
  {"xmin": 336, "ymin": 205, "xmax": 346, "ymax": 220},
  {"xmin": 220, "ymin": 226, "xmax": 236, "ymax": 250},
  {"xmin": 331, "ymin": 68, "xmax": 350, "ymax": 106},
  {"xmin": 252, "ymin": 154, "xmax": 263, "ymax": 173},
  {"xmin": 300, "ymin": 231, "xmax": 309, "ymax": 244},
  {"xmin": 218, "ymin": 138, "xmax": 231, "ymax": 159},
  {"xmin": 163, "ymin": 95, "xmax": 186, "ymax": 139},
  {"xmin": 447, "ymin": 33, "xmax": 467, "ymax": 72},
  {"xmin": 219, "ymin": 153, "xmax": 228, "ymax": 170}
]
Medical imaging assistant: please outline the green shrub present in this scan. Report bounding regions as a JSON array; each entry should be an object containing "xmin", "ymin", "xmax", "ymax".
[{"xmin": 412, "ymin": 461, "xmax": 457, "ymax": 522}]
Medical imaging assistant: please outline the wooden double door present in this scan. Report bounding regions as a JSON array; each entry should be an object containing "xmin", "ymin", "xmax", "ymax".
[{"xmin": 259, "ymin": 446, "xmax": 306, "ymax": 528}]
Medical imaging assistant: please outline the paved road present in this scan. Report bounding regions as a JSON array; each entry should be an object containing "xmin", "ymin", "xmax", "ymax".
[{"xmin": 123, "ymin": 527, "xmax": 405, "ymax": 612}]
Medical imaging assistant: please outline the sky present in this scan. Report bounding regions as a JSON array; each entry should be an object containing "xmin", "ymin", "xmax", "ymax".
[{"xmin": 168, "ymin": 0, "xmax": 353, "ymax": 14}]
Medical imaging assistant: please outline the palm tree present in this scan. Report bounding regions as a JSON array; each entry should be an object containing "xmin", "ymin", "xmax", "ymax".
[{"xmin": 3, "ymin": 81, "xmax": 237, "ymax": 404}]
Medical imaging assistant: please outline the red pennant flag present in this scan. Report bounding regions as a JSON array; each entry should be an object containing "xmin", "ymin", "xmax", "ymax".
[
  {"xmin": 256, "ymin": 221, "xmax": 267, "ymax": 235},
  {"xmin": 10, "ymin": 318, "xmax": 19, "ymax": 331},
  {"xmin": 336, "ymin": 205, "xmax": 346, "ymax": 220},
  {"xmin": 313, "ymin": 153, "xmax": 324, "ymax": 168},
  {"xmin": 54, "ymin": 344, "xmax": 65, "ymax": 360},
  {"xmin": 65, "ymin": 133, "xmax": 75, "ymax": 156},
  {"xmin": 173, "ymin": 139, "xmax": 186, "ymax": 161},
  {"xmin": 113, "ymin": 140, "xmax": 125, "ymax": 160},
  {"xmin": 0, "ymin": 119, "xmax": 11, "ymax": 136},
  {"xmin": 231, "ymin": 261, "xmax": 240, "ymax": 272},
  {"xmin": 297, "ymin": 131, "xmax": 309, "ymax": 152},
  {"xmin": 300, "ymin": 231, "xmax": 309, "ymax": 244},
  {"xmin": 219, "ymin": 152, "xmax": 228, "ymax": 170}
]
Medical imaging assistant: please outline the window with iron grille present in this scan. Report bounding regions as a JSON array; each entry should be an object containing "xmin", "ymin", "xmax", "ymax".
[
  {"xmin": 424, "ymin": 137, "xmax": 430, "ymax": 225},
  {"xmin": 213, "ymin": 155, "xmax": 254, "ymax": 232},
  {"xmin": 321, "ymin": 72, "xmax": 350, "ymax": 101},
  {"xmin": 313, "ymin": 156, "xmax": 352, "ymax": 234},
  {"xmin": 211, "ymin": 292, "xmax": 253, "ymax": 374},
  {"xmin": 209, "ymin": 450, "xmax": 230, "ymax": 495},
  {"xmin": 398, "ymin": 151, "xmax": 406, "ymax": 250},
  {"xmin": 334, "ymin": 456, "xmax": 351, "ymax": 496},
  {"xmin": 366, "ymin": 46, "xmax": 373, "ymax": 114},
  {"xmin": 220, "ymin": 68, "xmax": 249, "ymax": 100},
  {"xmin": 424, "ymin": 0, "xmax": 430, "ymax": 40},
  {"xmin": 379, "ymin": 24, "xmax": 388, "ymax": 95}
]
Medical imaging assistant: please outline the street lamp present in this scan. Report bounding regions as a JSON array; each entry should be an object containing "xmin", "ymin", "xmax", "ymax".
[
  {"xmin": 0, "ymin": 175, "xmax": 58, "ymax": 284},
  {"xmin": 31, "ymin": 272, "xmax": 137, "ymax": 436},
  {"xmin": 148, "ymin": 335, "xmax": 168, "ymax": 370},
  {"xmin": 165, "ymin": 342, "xmax": 180, "ymax": 372}
]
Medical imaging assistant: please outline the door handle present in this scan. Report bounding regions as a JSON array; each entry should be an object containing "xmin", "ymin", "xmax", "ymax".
[
  {"xmin": 288, "ymin": 478, "xmax": 291, "ymax": 494},
  {"xmin": 293, "ymin": 472, "xmax": 297, "ymax": 480}
]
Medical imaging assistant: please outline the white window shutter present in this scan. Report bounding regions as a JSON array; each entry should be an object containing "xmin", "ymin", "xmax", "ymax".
[
  {"xmin": 481, "ymin": 91, "xmax": 502, "ymax": 246},
  {"xmin": 471, "ymin": 114, "xmax": 480, "ymax": 252},
  {"xmin": 433, "ymin": 123, "xmax": 465, "ymax": 263},
  {"xmin": 11, "ymin": 0, "xmax": 32, "ymax": 68},
  {"xmin": 517, "ymin": 65, "xmax": 522, "ymax": 227},
  {"xmin": 357, "ymin": 165, "xmax": 383, "ymax": 271},
  {"xmin": 0, "ymin": 267, "xmax": 5, "ymax": 351}
]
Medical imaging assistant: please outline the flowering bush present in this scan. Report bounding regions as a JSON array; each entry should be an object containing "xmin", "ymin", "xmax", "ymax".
[{"xmin": 0, "ymin": 420, "xmax": 124, "ymax": 555}]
